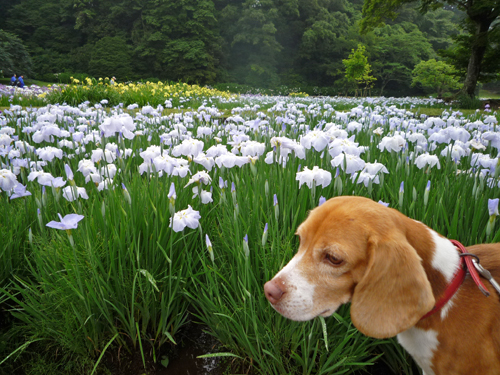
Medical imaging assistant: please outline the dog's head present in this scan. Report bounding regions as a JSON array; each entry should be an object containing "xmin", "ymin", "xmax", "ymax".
[{"xmin": 264, "ymin": 196, "xmax": 435, "ymax": 338}]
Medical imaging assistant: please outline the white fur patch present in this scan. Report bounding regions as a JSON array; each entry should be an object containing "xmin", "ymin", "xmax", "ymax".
[
  {"xmin": 276, "ymin": 251, "xmax": 304, "ymax": 278},
  {"xmin": 272, "ymin": 252, "xmax": 318, "ymax": 320},
  {"xmin": 428, "ymin": 229, "xmax": 460, "ymax": 284},
  {"xmin": 398, "ymin": 327, "xmax": 438, "ymax": 375}
]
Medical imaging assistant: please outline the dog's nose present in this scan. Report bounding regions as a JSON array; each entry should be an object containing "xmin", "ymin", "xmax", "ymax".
[{"xmin": 264, "ymin": 279, "xmax": 285, "ymax": 304}]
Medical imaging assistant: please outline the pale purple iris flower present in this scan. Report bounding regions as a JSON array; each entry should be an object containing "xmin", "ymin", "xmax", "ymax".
[
  {"xmin": 168, "ymin": 183, "xmax": 176, "ymax": 200},
  {"xmin": 65, "ymin": 164, "xmax": 74, "ymax": 181},
  {"xmin": 62, "ymin": 186, "xmax": 89, "ymax": 202},
  {"xmin": 488, "ymin": 198, "xmax": 499, "ymax": 216},
  {"xmin": 415, "ymin": 152, "xmax": 441, "ymax": 169},
  {"xmin": 206, "ymin": 234, "xmax": 214, "ymax": 262},
  {"xmin": 46, "ymin": 213, "xmax": 84, "ymax": 230},
  {"xmin": 0, "ymin": 169, "xmax": 18, "ymax": 191},
  {"xmin": 10, "ymin": 183, "xmax": 32, "ymax": 199},
  {"xmin": 184, "ymin": 171, "xmax": 212, "ymax": 187},
  {"xmin": 331, "ymin": 153, "xmax": 365, "ymax": 174},
  {"xmin": 169, "ymin": 205, "xmax": 201, "ymax": 232},
  {"xmin": 296, "ymin": 166, "xmax": 332, "ymax": 189},
  {"xmin": 219, "ymin": 177, "xmax": 227, "ymax": 190}
]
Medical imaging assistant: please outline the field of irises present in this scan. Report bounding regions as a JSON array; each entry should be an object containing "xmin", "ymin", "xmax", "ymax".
[{"xmin": 1, "ymin": 83, "xmax": 500, "ymax": 375}]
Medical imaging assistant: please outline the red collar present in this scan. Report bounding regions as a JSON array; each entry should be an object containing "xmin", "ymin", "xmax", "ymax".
[{"xmin": 420, "ymin": 239, "xmax": 489, "ymax": 320}]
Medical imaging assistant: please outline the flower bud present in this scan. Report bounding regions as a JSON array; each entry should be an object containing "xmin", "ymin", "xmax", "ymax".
[
  {"xmin": 122, "ymin": 183, "xmax": 132, "ymax": 205},
  {"xmin": 231, "ymin": 182, "xmax": 237, "ymax": 206},
  {"xmin": 206, "ymin": 234, "xmax": 214, "ymax": 263},
  {"xmin": 424, "ymin": 180, "xmax": 430, "ymax": 207},
  {"xmin": 37, "ymin": 208, "xmax": 43, "ymax": 230},
  {"xmin": 274, "ymin": 194, "xmax": 279, "ymax": 222},
  {"xmin": 261, "ymin": 223, "xmax": 268, "ymax": 247},
  {"xmin": 234, "ymin": 204, "xmax": 239, "ymax": 222},
  {"xmin": 243, "ymin": 234, "xmax": 249, "ymax": 258},
  {"xmin": 399, "ymin": 181, "xmax": 404, "ymax": 209}
]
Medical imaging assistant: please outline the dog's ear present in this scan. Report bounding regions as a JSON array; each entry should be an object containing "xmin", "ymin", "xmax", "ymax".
[{"xmin": 350, "ymin": 234, "xmax": 435, "ymax": 338}]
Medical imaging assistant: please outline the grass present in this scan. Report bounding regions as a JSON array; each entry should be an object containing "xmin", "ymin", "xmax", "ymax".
[{"xmin": 479, "ymin": 89, "xmax": 500, "ymax": 99}]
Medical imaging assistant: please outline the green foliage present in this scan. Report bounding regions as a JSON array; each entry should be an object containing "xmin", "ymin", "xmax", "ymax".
[
  {"xmin": 140, "ymin": 0, "xmax": 221, "ymax": 83},
  {"xmin": 0, "ymin": 29, "xmax": 33, "ymax": 76},
  {"xmin": 212, "ymin": 82, "xmax": 342, "ymax": 96},
  {"xmin": 222, "ymin": 0, "xmax": 283, "ymax": 87},
  {"xmin": 0, "ymin": 0, "xmax": 484, "ymax": 96},
  {"xmin": 441, "ymin": 20, "xmax": 500, "ymax": 84},
  {"xmin": 456, "ymin": 93, "xmax": 483, "ymax": 110},
  {"xmin": 411, "ymin": 59, "xmax": 462, "ymax": 97},
  {"xmin": 368, "ymin": 23, "xmax": 432, "ymax": 95},
  {"xmin": 343, "ymin": 44, "xmax": 376, "ymax": 95},
  {"xmin": 5, "ymin": 0, "xmax": 80, "ymax": 77},
  {"xmin": 297, "ymin": 0, "xmax": 356, "ymax": 87},
  {"xmin": 88, "ymin": 36, "xmax": 133, "ymax": 81},
  {"xmin": 360, "ymin": 0, "xmax": 500, "ymax": 97}
]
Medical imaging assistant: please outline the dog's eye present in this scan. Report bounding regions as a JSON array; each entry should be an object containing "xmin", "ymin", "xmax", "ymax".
[{"xmin": 324, "ymin": 253, "xmax": 343, "ymax": 266}]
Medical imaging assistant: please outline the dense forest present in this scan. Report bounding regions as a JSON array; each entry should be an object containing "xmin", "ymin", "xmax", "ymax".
[{"xmin": 0, "ymin": 0, "xmax": 497, "ymax": 96}]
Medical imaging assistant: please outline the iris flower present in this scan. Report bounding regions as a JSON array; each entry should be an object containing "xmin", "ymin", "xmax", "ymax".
[
  {"xmin": 300, "ymin": 130, "xmax": 330, "ymax": 152},
  {"xmin": 36, "ymin": 146, "xmax": 64, "ymax": 162},
  {"xmin": 378, "ymin": 135, "xmax": 405, "ymax": 152},
  {"xmin": 172, "ymin": 139, "xmax": 204, "ymax": 158},
  {"xmin": 10, "ymin": 183, "xmax": 31, "ymax": 199},
  {"xmin": 352, "ymin": 172, "xmax": 380, "ymax": 187},
  {"xmin": 215, "ymin": 153, "xmax": 249, "ymax": 169},
  {"xmin": 328, "ymin": 136, "xmax": 365, "ymax": 158},
  {"xmin": 170, "ymin": 205, "xmax": 202, "ymax": 232},
  {"xmin": 0, "ymin": 169, "xmax": 17, "ymax": 191},
  {"xmin": 46, "ymin": 213, "xmax": 84, "ymax": 230},
  {"xmin": 192, "ymin": 186, "xmax": 213, "ymax": 204},
  {"xmin": 296, "ymin": 166, "xmax": 332, "ymax": 189},
  {"xmin": 415, "ymin": 153, "xmax": 441, "ymax": 170},
  {"xmin": 488, "ymin": 199, "xmax": 499, "ymax": 216},
  {"xmin": 185, "ymin": 171, "xmax": 212, "ymax": 187},
  {"xmin": 62, "ymin": 186, "xmax": 89, "ymax": 202},
  {"xmin": 331, "ymin": 153, "xmax": 366, "ymax": 174}
]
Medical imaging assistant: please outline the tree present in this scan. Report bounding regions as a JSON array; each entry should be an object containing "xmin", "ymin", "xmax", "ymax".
[
  {"xmin": 343, "ymin": 44, "xmax": 376, "ymax": 95},
  {"xmin": 411, "ymin": 59, "xmax": 462, "ymax": 97},
  {"xmin": 297, "ymin": 0, "xmax": 357, "ymax": 87},
  {"xmin": 368, "ymin": 23, "xmax": 433, "ymax": 95},
  {"xmin": 88, "ymin": 36, "xmax": 133, "ymax": 80},
  {"xmin": 139, "ymin": 0, "xmax": 221, "ymax": 83},
  {"xmin": 219, "ymin": 0, "xmax": 283, "ymax": 87},
  {"xmin": 360, "ymin": 0, "xmax": 500, "ymax": 97},
  {"xmin": 0, "ymin": 29, "xmax": 33, "ymax": 76},
  {"xmin": 5, "ymin": 0, "xmax": 82, "ymax": 76}
]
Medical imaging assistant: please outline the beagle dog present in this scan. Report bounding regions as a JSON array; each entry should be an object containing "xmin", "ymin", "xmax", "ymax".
[{"xmin": 264, "ymin": 196, "xmax": 500, "ymax": 375}]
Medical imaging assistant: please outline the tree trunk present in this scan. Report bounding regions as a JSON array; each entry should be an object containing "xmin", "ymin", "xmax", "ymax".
[{"xmin": 463, "ymin": 18, "xmax": 494, "ymax": 97}]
